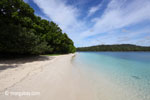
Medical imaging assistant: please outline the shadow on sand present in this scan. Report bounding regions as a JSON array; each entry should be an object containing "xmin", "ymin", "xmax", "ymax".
[{"xmin": 0, "ymin": 55, "xmax": 54, "ymax": 71}]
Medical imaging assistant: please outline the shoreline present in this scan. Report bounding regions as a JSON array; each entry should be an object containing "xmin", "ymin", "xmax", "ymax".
[{"xmin": 0, "ymin": 54, "xmax": 97, "ymax": 100}]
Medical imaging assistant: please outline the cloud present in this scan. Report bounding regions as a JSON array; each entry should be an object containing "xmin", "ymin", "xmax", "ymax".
[
  {"xmin": 32, "ymin": 0, "xmax": 86, "ymax": 33},
  {"xmin": 83, "ymin": 27, "xmax": 150, "ymax": 46},
  {"xmin": 28, "ymin": 0, "xmax": 150, "ymax": 46},
  {"xmin": 88, "ymin": 3, "xmax": 102, "ymax": 17},
  {"xmin": 81, "ymin": 0, "xmax": 150, "ymax": 38},
  {"xmin": 32, "ymin": 0, "xmax": 75, "ymax": 29},
  {"xmin": 135, "ymin": 37, "xmax": 150, "ymax": 46}
]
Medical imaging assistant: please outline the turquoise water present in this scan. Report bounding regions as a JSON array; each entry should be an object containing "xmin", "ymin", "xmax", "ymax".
[{"xmin": 73, "ymin": 52, "xmax": 150, "ymax": 100}]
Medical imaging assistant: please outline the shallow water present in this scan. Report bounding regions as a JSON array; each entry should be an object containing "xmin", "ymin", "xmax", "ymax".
[{"xmin": 72, "ymin": 52, "xmax": 150, "ymax": 100}]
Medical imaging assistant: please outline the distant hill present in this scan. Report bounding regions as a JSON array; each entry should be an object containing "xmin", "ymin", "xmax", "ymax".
[{"xmin": 77, "ymin": 44, "xmax": 150, "ymax": 51}]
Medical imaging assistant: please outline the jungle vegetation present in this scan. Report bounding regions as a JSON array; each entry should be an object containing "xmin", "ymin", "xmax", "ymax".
[{"xmin": 0, "ymin": 0, "xmax": 76, "ymax": 56}]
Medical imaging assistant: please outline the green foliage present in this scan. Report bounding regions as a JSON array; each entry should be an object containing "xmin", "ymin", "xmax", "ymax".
[
  {"xmin": 0, "ymin": 0, "xmax": 76, "ymax": 55},
  {"xmin": 77, "ymin": 44, "xmax": 150, "ymax": 51}
]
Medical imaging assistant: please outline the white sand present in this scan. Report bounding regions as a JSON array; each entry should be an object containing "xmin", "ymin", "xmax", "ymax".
[{"xmin": 0, "ymin": 54, "xmax": 98, "ymax": 100}]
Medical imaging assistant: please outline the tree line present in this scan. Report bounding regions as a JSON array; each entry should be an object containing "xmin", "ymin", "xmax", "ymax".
[
  {"xmin": 77, "ymin": 44, "xmax": 150, "ymax": 51},
  {"xmin": 0, "ymin": 0, "xmax": 76, "ymax": 55}
]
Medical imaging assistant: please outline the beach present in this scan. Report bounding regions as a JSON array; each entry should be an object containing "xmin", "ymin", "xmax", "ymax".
[
  {"xmin": 0, "ymin": 54, "xmax": 97, "ymax": 100},
  {"xmin": 1, "ymin": 52, "xmax": 150, "ymax": 100}
]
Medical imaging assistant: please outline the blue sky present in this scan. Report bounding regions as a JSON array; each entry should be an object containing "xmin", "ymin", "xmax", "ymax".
[{"xmin": 24, "ymin": 0, "xmax": 150, "ymax": 47}]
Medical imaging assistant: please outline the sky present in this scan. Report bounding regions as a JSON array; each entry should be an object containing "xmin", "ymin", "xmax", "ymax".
[{"xmin": 24, "ymin": 0, "xmax": 150, "ymax": 47}]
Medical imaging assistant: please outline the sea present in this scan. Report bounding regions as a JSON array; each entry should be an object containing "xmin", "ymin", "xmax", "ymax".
[{"xmin": 72, "ymin": 52, "xmax": 150, "ymax": 100}]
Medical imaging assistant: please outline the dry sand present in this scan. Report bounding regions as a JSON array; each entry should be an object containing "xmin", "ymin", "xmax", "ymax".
[{"xmin": 0, "ymin": 54, "xmax": 98, "ymax": 100}]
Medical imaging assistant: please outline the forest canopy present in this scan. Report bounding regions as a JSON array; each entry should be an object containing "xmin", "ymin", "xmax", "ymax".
[
  {"xmin": 0, "ymin": 0, "xmax": 76, "ymax": 55},
  {"xmin": 77, "ymin": 44, "xmax": 150, "ymax": 51}
]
